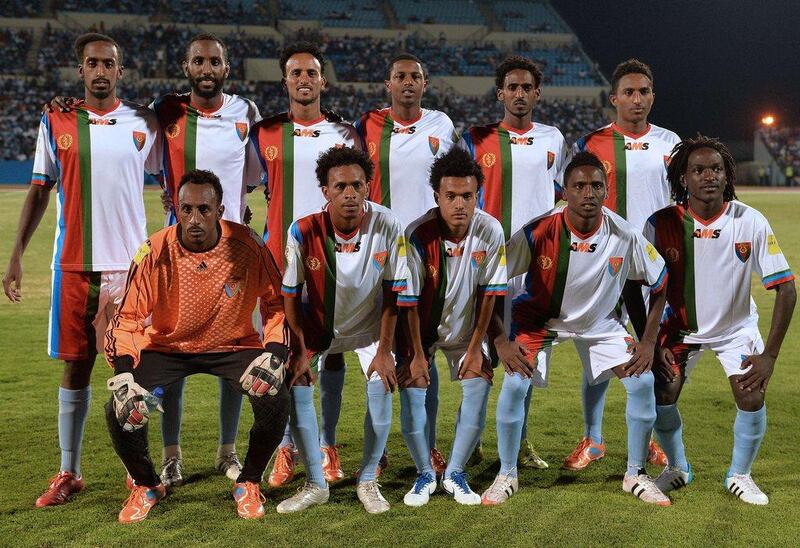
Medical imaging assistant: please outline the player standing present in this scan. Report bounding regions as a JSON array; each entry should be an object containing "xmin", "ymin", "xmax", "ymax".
[
  {"xmin": 350, "ymin": 53, "xmax": 457, "ymax": 476},
  {"xmin": 567, "ymin": 59, "xmax": 679, "ymax": 470},
  {"xmin": 645, "ymin": 137, "xmax": 795, "ymax": 505},
  {"xmin": 277, "ymin": 146, "xmax": 406, "ymax": 514},
  {"xmin": 253, "ymin": 41, "xmax": 361, "ymax": 487},
  {"xmin": 104, "ymin": 170, "xmax": 290, "ymax": 522},
  {"xmin": 483, "ymin": 152, "xmax": 670, "ymax": 506},
  {"xmin": 398, "ymin": 148, "xmax": 507, "ymax": 506},
  {"xmin": 460, "ymin": 55, "xmax": 568, "ymax": 469},
  {"xmin": 2, "ymin": 33, "xmax": 162, "ymax": 507}
]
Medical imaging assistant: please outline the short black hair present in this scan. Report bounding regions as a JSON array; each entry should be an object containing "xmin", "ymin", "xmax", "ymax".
[
  {"xmin": 666, "ymin": 135, "xmax": 738, "ymax": 204},
  {"xmin": 611, "ymin": 58, "xmax": 653, "ymax": 94},
  {"xmin": 429, "ymin": 147, "xmax": 484, "ymax": 192},
  {"xmin": 178, "ymin": 169, "xmax": 224, "ymax": 205},
  {"xmin": 387, "ymin": 53, "xmax": 427, "ymax": 80},
  {"xmin": 563, "ymin": 151, "xmax": 606, "ymax": 186},
  {"xmin": 495, "ymin": 55, "xmax": 542, "ymax": 89},
  {"xmin": 315, "ymin": 146, "xmax": 374, "ymax": 187},
  {"xmin": 74, "ymin": 32, "xmax": 123, "ymax": 65},
  {"xmin": 185, "ymin": 33, "xmax": 228, "ymax": 64},
  {"xmin": 280, "ymin": 41, "xmax": 325, "ymax": 76}
]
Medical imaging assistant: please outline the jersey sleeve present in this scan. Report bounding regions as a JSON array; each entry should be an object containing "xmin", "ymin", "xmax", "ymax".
[
  {"xmin": 458, "ymin": 129, "xmax": 475, "ymax": 159},
  {"xmin": 280, "ymin": 222, "xmax": 305, "ymax": 297},
  {"xmin": 440, "ymin": 114, "xmax": 458, "ymax": 154},
  {"xmin": 104, "ymin": 241, "xmax": 155, "ymax": 367},
  {"xmin": 506, "ymin": 225, "xmax": 533, "ymax": 279},
  {"xmin": 398, "ymin": 227, "xmax": 423, "ymax": 307},
  {"xmin": 257, "ymin": 240, "xmax": 290, "ymax": 348},
  {"xmin": 31, "ymin": 114, "xmax": 58, "ymax": 189},
  {"xmin": 145, "ymin": 126, "xmax": 164, "ymax": 176},
  {"xmin": 752, "ymin": 214, "xmax": 794, "ymax": 289},
  {"xmin": 628, "ymin": 231, "xmax": 667, "ymax": 292},
  {"xmin": 383, "ymin": 219, "xmax": 409, "ymax": 293},
  {"xmin": 478, "ymin": 224, "xmax": 508, "ymax": 296},
  {"xmin": 552, "ymin": 131, "xmax": 569, "ymax": 201}
]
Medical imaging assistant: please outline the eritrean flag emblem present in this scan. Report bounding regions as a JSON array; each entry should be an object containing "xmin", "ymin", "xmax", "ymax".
[
  {"xmin": 735, "ymin": 241, "xmax": 752, "ymax": 263},
  {"xmin": 470, "ymin": 250, "xmax": 486, "ymax": 268},
  {"xmin": 607, "ymin": 256, "xmax": 623, "ymax": 276},
  {"xmin": 372, "ymin": 250, "xmax": 388, "ymax": 270},
  {"xmin": 235, "ymin": 122, "xmax": 248, "ymax": 142},
  {"xmin": 428, "ymin": 136, "xmax": 440, "ymax": 155},
  {"xmin": 132, "ymin": 131, "xmax": 146, "ymax": 151},
  {"xmin": 547, "ymin": 151, "xmax": 555, "ymax": 169}
]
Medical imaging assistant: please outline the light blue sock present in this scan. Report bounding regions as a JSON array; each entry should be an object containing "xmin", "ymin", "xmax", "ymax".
[
  {"xmin": 445, "ymin": 377, "xmax": 491, "ymax": 477},
  {"xmin": 279, "ymin": 423, "xmax": 294, "ymax": 448},
  {"xmin": 160, "ymin": 378, "xmax": 184, "ymax": 447},
  {"xmin": 520, "ymin": 384, "xmax": 534, "ymax": 442},
  {"xmin": 58, "ymin": 386, "xmax": 91, "ymax": 475},
  {"xmin": 497, "ymin": 373, "xmax": 530, "ymax": 477},
  {"xmin": 400, "ymin": 388, "xmax": 433, "ymax": 475},
  {"xmin": 218, "ymin": 377, "xmax": 243, "ymax": 446},
  {"xmin": 425, "ymin": 360, "xmax": 439, "ymax": 449},
  {"xmin": 289, "ymin": 386, "xmax": 326, "ymax": 488},
  {"xmin": 654, "ymin": 404, "xmax": 689, "ymax": 471},
  {"xmin": 620, "ymin": 373, "xmax": 657, "ymax": 476},
  {"xmin": 319, "ymin": 366, "xmax": 346, "ymax": 447},
  {"xmin": 583, "ymin": 373, "xmax": 608, "ymax": 444},
  {"xmin": 359, "ymin": 380, "xmax": 393, "ymax": 482},
  {"xmin": 729, "ymin": 405, "xmax": 767, "ymax": 476}
]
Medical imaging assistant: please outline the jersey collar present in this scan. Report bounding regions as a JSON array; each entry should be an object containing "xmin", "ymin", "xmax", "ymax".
[
  {"xmin": 563, "ymin": 210, "xmax": 603, "ymax": 239},
  {"xmin": 389, "ymin": 109, "xmax": 423, "ymax": 126},
  {"xmin": 611, "ymin": 122, "xmax": 651, "ymax": 140},
  {"xmin": 500, "ymin": 121, "xmax": 534, "ymax": 135},
  {"xmin": 81, "ymin": 98, "xmax": 121, "ymax": 116},
  {"xmin": 290, "ymin": 113, "xmax": 326, "ymax": 126},
  {"xmin": 687, "ymin": 201, "xmax": 729, "ymax": 226}
]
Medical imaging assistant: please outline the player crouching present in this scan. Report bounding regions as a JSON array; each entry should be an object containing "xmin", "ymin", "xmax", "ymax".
[
  {"xmin": 485, "ymin": 152, "xmax": 671, "ymax": 506},
  {"xmin": 647, "ymin": 136, "xmax": 795, "ymax": 505},
  {"xmin": 104, "ymin": 170, "xmax": 291, "ymax": 522}
]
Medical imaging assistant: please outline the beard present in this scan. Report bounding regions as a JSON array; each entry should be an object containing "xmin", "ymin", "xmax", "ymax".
[{"xmin": 190, "ymin": 75, "xmax": 224, "ymax": 99}]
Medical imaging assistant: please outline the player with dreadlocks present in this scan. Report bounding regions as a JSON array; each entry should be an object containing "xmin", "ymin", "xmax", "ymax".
[{"xmin": 644, "ymin": 135, "xmax": 796, "ymax": 505}]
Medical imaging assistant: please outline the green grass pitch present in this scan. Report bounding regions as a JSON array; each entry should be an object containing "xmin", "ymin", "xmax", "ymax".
[{"xmin": 1, "ymin": 189, "xmax": 798, "ymax": 546}]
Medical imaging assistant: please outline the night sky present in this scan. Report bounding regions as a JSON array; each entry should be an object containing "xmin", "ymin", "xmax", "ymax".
[{"xmin": 551, "ymin": 0, "xmax": 800, "ymax": 143}]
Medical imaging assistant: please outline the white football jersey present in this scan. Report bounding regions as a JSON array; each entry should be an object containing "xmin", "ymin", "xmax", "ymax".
[
  {"xmin": 645, "ymin": 201, "xmax": 794, "ymax": 343},
  {"xmin": 251, "ymin": 113, "xmax": 361, "ymax": 268},
  {"xmin": 281, "ymin": 201, "xmax": 407, "ymax": 351},
  {"xmin": 32, "ymin": 100, "xmax": 162, "ymax": 272},
  {"xmin": 507, "ymin": 206, "xmax": 667, "ymax": 334},
  {"xmin": 573, "ymin": 122, "xmax": 680, "ymax": 231},
  {"xmin": 153, "ymin": 93, "xmax": 262, "ymax": 224},
  {"xmin": 357, "ymin": 108, "xmax": 457, "ymax": 227},
  {"xmin": 400, "ymin": 208, "xmax": 507, "ymax": 346}
]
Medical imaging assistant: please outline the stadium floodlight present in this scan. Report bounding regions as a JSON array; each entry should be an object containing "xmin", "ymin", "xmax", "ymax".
[{"xmin": 761, "ymin": 114, "xmax": 776, "ymax": 126}]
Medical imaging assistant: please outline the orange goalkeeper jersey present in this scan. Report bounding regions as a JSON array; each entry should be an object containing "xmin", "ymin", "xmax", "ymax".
[{"xmin": 105, "ymin": 220, "xmax": 289, "ymax": 367}]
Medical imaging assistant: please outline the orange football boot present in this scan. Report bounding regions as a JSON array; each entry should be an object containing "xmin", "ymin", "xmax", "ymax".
[
  {"xmin": 35, "ymin": 471, "xmax": 85, "ymax": 507},
  {"xmin": 118, "ymin": 484, "xmax": 166, "ymax": 523},
  {"xmin": 430, "ymin": 448, "xmax": 447, "ymax": 476},
  {"xmin": 648, "ymin": 440, "xmax": 668, "ymax": 467},
  {"xmin": 321, "ymin": 445, "xmax": 344, "ymax": 483},
  {"xmin": 268, "ymin": 445, "xmax": 298, "ymax": 487},
  {"xmin": 562, "ymin": 437, "xmax": 606, "ymax": 471},
  {"xmin": 233, "ymin": 481, "xmax": 266, "ymax": 519}
]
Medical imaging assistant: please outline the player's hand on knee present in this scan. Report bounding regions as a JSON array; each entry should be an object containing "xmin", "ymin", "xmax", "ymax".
[
  {"xmin": 160, "ymin": 190, "xmax": 173, "ymax": 213},
  {"xmin": 289, "ymin": 351, "xmax": 315, "ymax": 387},
  {"xmin": 367, "ymin": 349, "xmax": 397, "ymax": 393},
  {"xmin": 653, "ymin": 346, "xmax": 677, "ymax": 384},
  {"xmin": 403, "ymin": 353, "xmax": 430, "ymax": 387},
  {"xmin": 737, "ymin": 353, "xmax": 775, "ymax": 393},
  {"xmin": 240, "ymin": 351, "xmax": 286, "ymax": 397},
  {"xmin": 495, "ymin": 338, "xmax": 534, "ymax": 378},
  {"xmin": 107, "ymin": 373, "xmax": 153, "ymax": 432},
  {"xmin": 459, "ymin": 347, "xmax": 492, "ymax": 383},
  {"xmin": 623, "ymin": 339, "xmax": 655, "ymax": 377}
]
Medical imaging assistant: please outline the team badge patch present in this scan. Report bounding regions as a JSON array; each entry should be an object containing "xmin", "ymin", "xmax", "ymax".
[
  {"xmin": 426, "ymin": 263, "xmax": 438, "ymax": 280},
  {"xmin": 397, "ymin": 235, "xmax": 406, "ymax": 257},
  {"xmin": 224, "ymin": 279, "xmax": 241, "ymax": 298},
  {"xmin": 537, "ymin": 255, "xmax": 552, "ymax": 270},
  {"xmin": 372, "ymin": 251, "xmax": 388, "ymax": 270},
  {"xmin": 735, "ymin": 242, "xmax": 752, "ymax": 263},
  {"xmin": 481, "ymin": 152, "xmax": 496, "ymax": 168},
  {"xmin": 57, "ymin": 134, "xmax": 73, "ymax": 150},
  {"xmin": 235, "ymin": 122, "xmax": 248, "ymax": 142},
  {"xmin": 499, "ymin": 244, "xmax": 507, "ymax": 266},
  {"xmin": 601, "ymin": 160, "xmax": 613, "ymax": 175},
  {"xmin": 428, "ymin": 136, "xmax": 440, "ymax": 155},
  {"xmin": 305, "ymin": 256, "xmax": 321, "ymax": 271},
  {"xmin": 132, "ymin": 131, "xmax": 146, "ymax": 151},
  {"xmin": 265, "ymin": 145, "xmax": 279, "ymax": 162},
  {"xmin": 767, "ymin": 234, "xmax": 782, "ymax": 255},
  {"xmin": 165, "ymin": 123, "xmax": 181, "ymax": 139},
  {"xmin": 133, "ymin": 241, "xmax": 151, "ymax": 265},
  {"xmin": 607, "ymin": 256, "xmax": 623, "ymax": 276},
  {"xmin": 624, "ymin": 336, "xmax": 635, "ymax": 353},
  {"xmin": 645, "ymin": 242, "xmax": 658, "ymax": 262},
  {"xmin": 547, "ymin": 151, "xmax": 556, "ymax": 169},
  {"xmin": 470, "ymin": 250, "xmax": 487, "ymax": 268},
  {"xmin": 368, "ymin": 141, "xmax": 377, "ymax": 158},
  {"xmin": 665, "ymin": 247, "xmax": 679, "ymax": 263}
]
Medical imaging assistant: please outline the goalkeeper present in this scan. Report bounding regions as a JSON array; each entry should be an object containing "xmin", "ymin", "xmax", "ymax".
[{"xmin": 103, "ymin": 169, "xmax": 291, "ymax": 523}]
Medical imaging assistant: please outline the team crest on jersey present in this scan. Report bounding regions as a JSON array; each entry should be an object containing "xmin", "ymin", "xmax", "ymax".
[
  {"xmin": 235, "ymin": 122, "xmax": 248, "ymax": 142},
  {"xmin": 224, "ymin": 279, "xmax": 242, "ymax": 298},
  {"xmin": 132, "ymin": 131, "xmax": 146, "ymax": 151},
  {"xmin": 368, "ymin": 141, "xmax": 377, "ymax": 158},
  {"xmin": 607, "ymin": 257, "xmax": 623, "ymax": 276},
  {"xmin": 133, "ymin": 241, "xmax": 151, "ymax": 265},
  {"xmin": 601, "ymin": 160, "xmax": 613, "ymax": 175},
  {"xmin": 165, "ymin": 123, "xmax": 181, "ymax": 139},
  {"xmin": 57, "ymin": 134, "xmax": 73, "ymax": 150},
  {"xmin": 428, "ymin": 136, "xmax": 440, "ymax": 155},
  {"xmin": 767, "ymin": 234, "xmax": 782, "ymax": 255},
  {"xmin": 265, "ymin": 145, "xmax": 279, "ymax": 162},
  {"xmin": 665, "ymin": 247, "xmax": 680, "ymax": 263},
  {"xmin": 547, "ymin": 151, "xmax": 556, "ymax": 169},
  {"xmin": 305, "ymin": 256, "xmax": 321, "ymax": 271},
  {"xmin": 372, "ymin": 251, "xmax": 388, "ymax": 270},
  {"xmin": 537, "ymin": 255, "xmax": 552, "ymax": 270},
  {"xmin": 426, "ymin": 263, "xmax": 438, "ymax": 280},
  {"xmin": 481, "ymin": 152, "xmax": 496, "ymax": 168},
  {"xmin": 735, "ymin": 242, "xmax": 752, "ymax": 263},
  {"xmin": 470, "ymin": 251, "xmax": 486, "ymax": 268}
]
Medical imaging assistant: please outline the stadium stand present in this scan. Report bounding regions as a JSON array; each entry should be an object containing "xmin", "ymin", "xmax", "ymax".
[
  {"xmin": 390, "ymin": 0, "xmax": 484, "ymax": 25},
  {"xmin": 1, "ymin": 1, "xmax": 41, "ymax": 18},
  {"xmin": 280, "ymin": 0, "xmax": 386, "ymax": 28},
  {"xmin": 1, "ymin": 28, "xmax": 32, "ymax": 75},
  {"xmin": 492, "ymin": 0, "xmax": 565, "ymax": 32},
  {"xmin": 759, "ymin": 127, "xmax": 800, "ymax": 184},
  {"xmin": 56, "ymin": 0, "xmax": 272, "ymax": 24}
]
